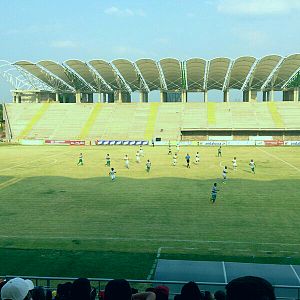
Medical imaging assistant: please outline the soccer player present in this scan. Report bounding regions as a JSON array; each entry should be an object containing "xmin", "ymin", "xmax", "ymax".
[
  {"xmin": 173, "ymin": 153, "xmax": 177, "ymax": 166},
  {"xmin": 222, "ymin": 166, "xmax": 228, "ymax": 183},
  {"xmin": 168, "ymin": 145, "xmax": 172, "ymax": 155},
  {"xmin": 139, "ymin": 146, "xmax": 144, "ymax": 157},
  {"xmin": 218, "ymin": 146, "xmax": 222, "ymax": 157},
  {"xmin": 185, "ymin": 153, "xmax": 191, "ymax": 168},
  {"xmin": 124, "ymin": 154, "xmax": 129, "ymax": 169},
  {"xmin": 77, "ymin": 153, "xmax": 83, "ymax": 166},
  {"xmin": 195, "ymin": 152, "xmax": 200, "ymax": 163},
  {"xmin": 232, "ymin": 157, "xmax": 237, "ymax": 171},
  {"xmin": 176, "ymin": 143, "xmax": 180, "ymax": 152},
  {"xmin": 146, "ymin": 159, "xmax": 151, "ymax": 173},
  {"xmin": 105, "ymin": 154, "xmax": 111, "ymax": 167},
  {"xmin": 109, "ymin": 168, "xmax": 116, "ymax": 181},
  {"xmin": 211, "ymin": 183, "xmax": 219, "ymax": 204},
  {"xmin": 249, "ymin": 159, "xmax": 256, "ymax": 174},
  {"xmin": 136, "ymin": 150, "xmax": 140, "ymax": 163}
]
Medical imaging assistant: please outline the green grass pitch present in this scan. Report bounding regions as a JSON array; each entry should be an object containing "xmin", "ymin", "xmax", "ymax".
[{"xmin": 0, "ymin": 144, "xmax": 300, "ymax": 279}]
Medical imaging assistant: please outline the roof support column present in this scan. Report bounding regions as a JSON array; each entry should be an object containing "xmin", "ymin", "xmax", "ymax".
[
  {"xmin": 62, "ymin": 94, "xmax": 66, "ymax": 103},
  {"xmin": 203, "ymin": 91, "xmax": 207, "ymax": 103},
  {"xmin": 294, "ymin": 88, "xmax": 299, "ymax": 102},
  {"xmin": 75, "ymin": 92, "xmax": 81, "ymax": 103},
  {"xmin": 243, "ymin": 90, "xmax": 250, "ymax": 102},
  {"xmin": 223, "ymin": 90, "xmax": 229, "ymax": 102},
  {"xmin": 181, "ymin": 90, "xmax": 187, "ymax": 103},
  {"xmin": 160, "ymin": 91, "xmax": 166, "ymax": 102},
  {"xmin": 55, "ymin": 93, "xmax": 59, "ymax": 102},
  {"xmin": 250, "ymin": 90, "xmax": 257, "ymax": 102},
  {"xmin": 116, "ymin": 91, "xmax": 122, "ymax": 103},
  {"xmin": 263, "ymin": 91, "xmax": 268, "ymax": 102},
  {"xmin": 101, "ymin": 93, "xmax": 107, "ymax": 103},
  {"xmin": 140, "ymin": 92, "xmax": 148, "ymax": 103},
  {"xmin": 267, "ymin": 89, "xmax": 274, "ymax": 102},
  {"xmin": 35, "ymin": 92, "xmax": 39, "ymax": 103}
]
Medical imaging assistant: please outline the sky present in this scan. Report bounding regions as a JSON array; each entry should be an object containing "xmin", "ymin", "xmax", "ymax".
[{"xmin": 0, "ymin": 0, "xmax": 300, "ymax": 101}]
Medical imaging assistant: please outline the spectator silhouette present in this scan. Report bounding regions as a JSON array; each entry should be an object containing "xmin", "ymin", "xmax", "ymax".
[{"xmin": 226, "ymin": 276, "xmax": 276, "ymax": 300}]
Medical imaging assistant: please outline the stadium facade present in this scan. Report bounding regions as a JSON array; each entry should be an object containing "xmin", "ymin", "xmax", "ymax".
[{"xmin": 1, "ymin": 54, "xmax": 300, "ymax": 103}]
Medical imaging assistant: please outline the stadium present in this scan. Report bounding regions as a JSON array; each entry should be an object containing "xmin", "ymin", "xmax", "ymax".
[{"xmin": 1, "ymin": 1, "xmax": 300, "ymax": 299}]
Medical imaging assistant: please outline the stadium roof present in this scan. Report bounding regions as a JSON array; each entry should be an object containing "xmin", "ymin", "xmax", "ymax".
[{"xmin": 3, "ymin": 55, "xmax": 300, "ymax": 93}]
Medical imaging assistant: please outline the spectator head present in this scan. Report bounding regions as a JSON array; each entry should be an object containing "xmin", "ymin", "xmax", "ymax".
[
  {"xmin": 104, "ymin": 279, "xmax": 132, "ymax": 300},
  {"xmin": 204, "ymin": 291, "xmax": 214, "ymax": 300},
  {"xmin": 226, "ymin": 276, "xmax": 276, "ymax": 300},
  {"xmin": 56, "ymin": 282, "xmax": 72, "ymax": 300},
  {"xmin": 31, "ymin": 286, "xmax": 45, "ymax": 300},
  {"xmin": 214, "ymin": 290, "xmax": 226, "ymax": 300},
  {"xmin": 154, "ymin": 285, "xmax": 169, "ymax": 300},
  {"xmin": 45, "ymin": 290, "xmax": 52, "ymax": 300},
  {"xmin": 71, "ymin": 278, "xmax": 91, "ymax": 300},
  {"xmin": 1, "ymin": 277, "xmax": 34, "ymax": 300},
  {"xmin": 180, "ymin": 281, "xmax": 203, "ymax": 300}
]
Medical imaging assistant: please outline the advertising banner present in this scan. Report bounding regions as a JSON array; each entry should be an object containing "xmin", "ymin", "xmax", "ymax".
[
  {"xmin": 226, "ymin": 141, "xmax": 256, "ymax": 146},
  {"xmin": 45, "ymin": 140, "xmax": 69, "ymax": 145},
  {"xmin": 96, "ymin": 140, "xmax": 149, "ymax": 146},
  {"xmin": 69, "ymin": 140, "xmax": 85, "ymax": 146},
  {"xmin": 284, "ymin": 141, "xmax": 300, "ymax": 146},
  {"xmin": 264, "ymin": 140, "xmax": 284, "ymax": 146},
  {"xmin": 200, "ymin": 141, "xmax": 227, "ymax": 146}
]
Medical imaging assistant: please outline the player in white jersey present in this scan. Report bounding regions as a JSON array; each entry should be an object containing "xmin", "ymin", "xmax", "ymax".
[
  {"xmin": 139, "ymin": 146, "xmax": 144, "ymax": 157},
  {"xmin": 176, "ymin": 143, "xmax": 180, "ymax": 152},
  {"xmin": 195, "ymin": 152, "xmax": 200, "ymax": 163},
  {"xmin": 249, "ymin": 159, "xmax": 256, "ymax": 174},
  {"xmin": 136, "ymin": 151, "xmax": 140, "ymax": 163},
  {"xmin": 222, "ymin": 166, "xmax": 228, "ymax": 183},
  {"xmin": 109, "ymin": 168, "xmax": 116, "ymax": 181},
  {"xmin": 173, "ymin": 153, "xmax": 177, "ymax": 166},
  {"xmin": 232, "ymin": 157, "xmax": 237, "ymax": 171},
  {"xmin": 124, "ymin": 155, "xmax": 129, "ymax": 169}
]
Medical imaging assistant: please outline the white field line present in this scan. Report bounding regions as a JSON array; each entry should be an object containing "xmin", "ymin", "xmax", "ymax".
[
  {"xmin": 146, "ymin": 246, "xmax": 200, "ymax": 280},
  {"xmin": 256, "ymin": 147, "xmax": 300, "ymax": 172},
  {"xmin": 147, "ymin": 247, "xmax": 162, "ymax": 280},
  {"xmin": 222, "ymin": 261, "xmax": 228, "ymax": 284},
  {"xmin": 290, "ymin": 265, "xmax": 300, "ymax": 284},
  {"xmin": 0, "ymin": 151, "xmax": 69, "ymax": 172},
  {"xmin": 1, "ymin": 235, "xmax": 300, "ymax": 247}
]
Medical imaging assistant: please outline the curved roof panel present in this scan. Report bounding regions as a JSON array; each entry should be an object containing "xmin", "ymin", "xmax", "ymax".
[
  {"xmin": 272, "ymin": 54, "xmax": 300, "ymax": 89},
  {"xmin": 249, "ymin": 55, "xmax": 282, "ymax": 90},
  {"xmin": 186, "ymin": 58, "xmax": 206, "ymax": 91},
  {"xmin": 38, "ymin": 60, "xmax": 74, "ymax": 87},
  {"xmin": 228, "ymin": 56, "xmax": 256, "ymax": 89},
  {"xmin": 89, "ymin": 59, "xmax": 121, "ymax": 90},
  {"xmin": 112, "ymin": 59, "xmax": 140, "ymax": 91},
  {"xmin": 136, "ymin": 59, "xmax": 161, "ymax": 91},
  {"xmin": 14, "ymin": 60, "xmax": 57, "ymax": 89},
  {"xmin": 207, "ymin": 57, "xmax": 230, "ymax": 90},
  {"xmin": 159, "ymin": 58, "xmax": 182, "ymax": 90},
  {"xmin": 65, "ymin": 59, "xmax": 98, "ymax": 90}
]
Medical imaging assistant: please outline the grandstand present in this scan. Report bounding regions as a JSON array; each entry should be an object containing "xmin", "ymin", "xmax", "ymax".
[{"xmin": 3, "ymin": 102, "xmax": 300, "ymax": 141}]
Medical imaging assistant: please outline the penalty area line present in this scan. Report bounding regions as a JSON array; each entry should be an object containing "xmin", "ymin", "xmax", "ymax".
[{"xmin": 256, "ymin": 147, "xmax": 300, "ymax": 172}]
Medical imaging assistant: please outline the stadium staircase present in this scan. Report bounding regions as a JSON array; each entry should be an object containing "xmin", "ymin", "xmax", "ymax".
[
  {"xmin": 268, "ymin": 102, "xmax": 285, "ymax": 128},
  {"xmin": 144, "ymin": 103, "xmax": 160, "ymax": 140},
  {"xmin": 207, "ymin": 102, "xmax": 216, "ymax": 126},
  {"xmin": 78, "ymin": 103, "xmax": 103, "ymax": 139}
]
